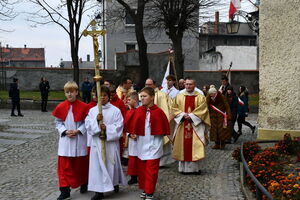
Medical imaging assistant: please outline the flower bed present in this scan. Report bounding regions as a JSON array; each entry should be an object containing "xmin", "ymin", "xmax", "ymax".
[{"xmin": 233, "ymin": 134, "xmax": 300, "ymax": 199}]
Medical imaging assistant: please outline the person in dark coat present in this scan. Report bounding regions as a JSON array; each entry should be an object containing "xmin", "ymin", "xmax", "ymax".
[
  {"xmin": 81, "ymin": 77, "xmax": 93, "ymax": 103},
  {"xmin": 202, "ymin": 85, "xmax": 210, "ymax": 96},
  {"xmin": 206, "ymin": 85, "xmax": 231, "ymax": 149},
  {"xmin": 226, "ymin": 86, "xmax": 239, "ymax": 143},
  {"xmin": 9, "ymin": 78, "xmax": 23, "ymax": 117},
  {"xmin": 237, "ymin": 86, "xmax": 256, "ymax": 135},
  {"xmin": 39, "ymin": 77, "xmax": 50, "ymax": 112},
  {"xmin": 218, "ymin": 75, "xmax": 231, "ymax": 95}
]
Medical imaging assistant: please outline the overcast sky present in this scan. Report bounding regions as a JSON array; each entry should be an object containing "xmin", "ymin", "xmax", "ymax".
[{"xmin": 0, "ymin": 0, "xmax": 256, "ymax": 67}]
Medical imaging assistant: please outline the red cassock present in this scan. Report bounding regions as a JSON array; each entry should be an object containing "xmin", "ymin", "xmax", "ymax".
[
  {"xmin": 52, "ymin": 99, "xmax": 89, "ymax": 188},
  {"xmin": 124, "ymin": 109, "xmax": 138, "ymax": 176},
  {"xmin": 130, "ymin": 105, "xmax": 170, "ymax": 194},
  {"xmin": 110, "ymin": 94, "xmax": 127, "ymax": 158}
]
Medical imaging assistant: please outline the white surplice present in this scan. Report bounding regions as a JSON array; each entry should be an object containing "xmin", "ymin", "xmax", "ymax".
[
  {"xmin": 55, "ymin": 105, "xmax": 87, "ymax": 157},
  {"xmin": 127, "ymin": 132, "xmax": 138, "ymax": 156},
  {"xmin": 179, "ymin": 87, "xmax": 204, "ymax": 95},
  {"xmin": 85, "ymin": 103, "xmax": 127, "ymax": 193},
  {"xmin": 137, "ymin": 109, "xmax": 164, "ymax": 160},
  {"xmin": 161, "ymin": 86, "xmax": 179, "ymax": 99}
]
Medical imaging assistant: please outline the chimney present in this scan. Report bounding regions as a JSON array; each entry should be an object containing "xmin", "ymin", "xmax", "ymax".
[
  {"xmin": 6, "ymin": 44, "xmax": 9, "ymax": 48},
  {"xmin": 24, "ymin": 44, "xmax": 27, "ymax": 48},
  {"xmin": 214, "ymin": 11, "xmax": 219, "ymax": 34},
  {"xmin": 79, "ymin": 57, "xmax": 83, "ymax": 63},
  {"xmin": 87, "ymin": 54, "xmax": 90, "ymax": 62}
]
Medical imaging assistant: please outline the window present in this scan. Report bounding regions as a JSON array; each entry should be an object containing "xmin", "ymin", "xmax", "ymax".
[
  {"xmin": 249, "ymin": 39, "xmax": 256, "ymax": 46},
  {"xmin": 126, "ymin": 44, "xmax": 136, "ymax": 51},
  {"xmin": 125, "ymin": 9, "xmax": 136, "ymax": 25},
  {"xmin": 223, "ymin": 39, "xmax": 228, "ymax": 45}
]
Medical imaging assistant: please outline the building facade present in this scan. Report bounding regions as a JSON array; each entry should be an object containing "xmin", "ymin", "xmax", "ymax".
[
  {"xmin": 0, "ymin": 45, "xmax": 45, "ymax": 68},
  {"xmin": 100, "ymin": 0, "xmax": 199, "ymax": 70},
  {"xmin": 258, "ymin": 0, "xmax": 300, "ymax": 140}
]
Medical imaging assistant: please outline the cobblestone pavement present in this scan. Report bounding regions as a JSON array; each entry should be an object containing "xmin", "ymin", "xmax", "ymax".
[{"xmin": 0, "ymin": 109, "xmax": 257, "ymax": 200}]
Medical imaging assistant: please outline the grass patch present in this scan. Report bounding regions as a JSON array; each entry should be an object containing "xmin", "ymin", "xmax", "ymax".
[
  {"xmin": 0, "ymin": 90, "xmax": 259, "ymax": 106},
  {"xmin": 0, "ymin": 90, "xmax": 66, "ymax": 101},
  {"xmin": 248, "ymin": 93, "xmax": 259, "ymax": 106}
]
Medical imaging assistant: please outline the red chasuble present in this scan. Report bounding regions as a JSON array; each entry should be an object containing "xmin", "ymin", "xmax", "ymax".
[
  {"xmin": 184, "ymin": 96, "xmax": 196, "ymax": 162},
  {"xmin": 131, "ymin": 105, "xmax": 170, "ymax": 136},
  {"xmin": 52, "ymin": 99, "xmax": 89, "ymax": 122},
  {"xmin": 110, "ymin": 94, "xmax": 127, "ymax": 118}
]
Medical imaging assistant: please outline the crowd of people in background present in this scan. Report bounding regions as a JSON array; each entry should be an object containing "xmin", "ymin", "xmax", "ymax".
[
  {"xmin": 8, "ymin": 74, "xmax": 255, "ymax": 200},
  {"xmin": 49, "ymin": 74, "xmax": 256, "ymax": 200}
]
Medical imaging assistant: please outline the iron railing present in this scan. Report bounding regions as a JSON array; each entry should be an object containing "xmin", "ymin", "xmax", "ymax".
[{"xmin": 240, "ymin": 140, "xmax": 278, "ymax": 200}]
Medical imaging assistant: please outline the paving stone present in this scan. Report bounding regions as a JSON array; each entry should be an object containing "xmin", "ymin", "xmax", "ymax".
[
  {"xmin": 0, "ymin": 109, "xmax": 258, "ymax": 200},
  {"xmin": 0, "ymin": 148, "xmax": 7, "ymax": 153},
  {"xmin": 0, "ymin": 138, "xmax": 26, "ymax": 145},
  {"xmin": 5, "ymin": 128, "xmax": 53, "ymax": 134},
  {"xmin": 0, "ymin": 119, "xmax": 9, "ymax": 124},
  {"xmin": 0, "ymin": 132, "xmax": 42, "ymax": 139}
]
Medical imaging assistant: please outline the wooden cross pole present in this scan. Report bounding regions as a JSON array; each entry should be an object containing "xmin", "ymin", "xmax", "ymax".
[
  {"xmin": 169, "ymin": 49, "xmax": 179, "ymax": 89},
  {"xmin": 83, "ymin": 19, "xmax": 107, "ymax": 165}
]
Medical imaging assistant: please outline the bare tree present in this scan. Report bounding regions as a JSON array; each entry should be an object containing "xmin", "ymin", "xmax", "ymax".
[
  {"xmin": 27, "ymin": 0, "xmax": 100, "ymax": 85},
  {"xmin": 0, "ymin": 0, "xmax": 19, "ymax": 31},
  {"xmin": 114, "ymin": 0, "xmax": 150, "ymax": 86},
  {"xmin": 150, "ymin": 0, "xmax": 218, "ymax": 78}
]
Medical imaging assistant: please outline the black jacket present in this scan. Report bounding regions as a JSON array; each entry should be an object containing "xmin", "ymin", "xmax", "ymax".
[
  {"xmin": 9, "ymin": 82, "xmax": 20, "ymax": 101},
  {"xmin": 39, "ymin": 81, "xmax": 50, "ymax": 95}
]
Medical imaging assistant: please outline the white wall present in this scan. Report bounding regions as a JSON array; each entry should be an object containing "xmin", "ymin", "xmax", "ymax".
[{"xmin": 216, "ymin": 46, "xmax": 257, "ymax": 70}]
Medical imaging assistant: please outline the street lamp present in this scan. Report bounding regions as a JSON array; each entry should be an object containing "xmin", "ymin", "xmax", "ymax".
[
  {"xmin": 226, "ymin": 20, "xmax": 240, "ymax": 34},
  {"xmin": 226, "ymin": 10, "xmax": 259, "ymax": 34}
]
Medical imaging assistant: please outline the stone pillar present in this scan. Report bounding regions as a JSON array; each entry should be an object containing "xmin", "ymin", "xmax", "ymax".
[{"xmin": 258, "ymin": 0, "xmax": 300, "ymax": 140}]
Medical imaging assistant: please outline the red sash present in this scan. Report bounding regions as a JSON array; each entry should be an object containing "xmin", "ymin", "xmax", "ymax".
[
  {"xmin": 210, "ymin": 105, "xmax": 228, "ymax": 128},
  {"xmin": 183, "ymin": 96, "xmax": 195, "ymax": 162}
]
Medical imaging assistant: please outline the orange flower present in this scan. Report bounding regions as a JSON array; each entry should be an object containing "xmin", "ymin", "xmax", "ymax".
[{"xmin": 288, "ymin": 174, "xmax": 294, "ymax": 178}]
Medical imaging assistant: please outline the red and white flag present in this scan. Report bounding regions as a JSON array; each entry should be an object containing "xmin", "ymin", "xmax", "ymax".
[
  {"xmin": 161, "ymin": 60, "xmax": 170, "ymax": 90},
  {"xmin": 238, "ymin": 97, "xmax": 245, "ymax": 106},
  {"xmin": 229, "ymin": 0, "xmax": 241, "ymax": 20}
]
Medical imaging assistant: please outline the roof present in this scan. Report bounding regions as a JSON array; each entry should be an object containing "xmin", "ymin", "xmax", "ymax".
[
  {"xmin": 61, "ymin": 61, "xmax": 95, "ymax": 69},
  {"xmin": 200, "ymin": 22, "xmax": 256, "ymax": 36},
  {"xmin": 0, "ymin": 47, "xmax": 45, "ymax": 62}
]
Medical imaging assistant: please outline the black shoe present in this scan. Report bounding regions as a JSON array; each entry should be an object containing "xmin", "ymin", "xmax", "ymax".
[
  {"xmin": 237, "ymin": 130, "xmax": 242, "ymax": 135},
  {"xmin": 17, "ymin": 113, "xmax": 24, "ymax": 117},
  {"xmin": 225, "ymin": 140, "xmax": 232, "ymax": 144},
  {"xmin": 128, "ymin": 176, "xmax": 138, "ymax": 185},
  {"xmin": 145, "ymin": 194, "xmax": 154, "ymax": 200},
  {"xmin": 181, "ymin": 171, "xmax": 201, "ymax": 175},
  {"xmin": 57, "ymin": 187, "xmax": 70, "ymax": 200},
  {"xmin": 252, "ymin": 126, "xmax": 256, "ymax": 134},
  {"xmin": 234, "ymin": 134, "xmax": 241, "ymax": 143},
  {"xmin": 11, "ymin": 114, "xmax": 17, "ymax": 117},
  {"xmin": 194, "ymin": 170, "xmax": 202, "ymax": 175},
  {"xmin": 114, "ymin": 185, "xmax": 119, "ymax": 193},
  {"xmin": 80, "ymin": 183, "xmax": 88, "ymax": 194},
  {"xmin": 140, "ymin": 192, "xmax": 146, "ymax": 198},
  {"xmin": 91, "ymin": 192, "xmax": 104, "ymax": 200}
]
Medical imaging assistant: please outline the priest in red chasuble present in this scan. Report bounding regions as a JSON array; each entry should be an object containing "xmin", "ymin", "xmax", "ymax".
[{"xmin": 172, "ymin": 78, "xmax": 211, "ymax": 174}]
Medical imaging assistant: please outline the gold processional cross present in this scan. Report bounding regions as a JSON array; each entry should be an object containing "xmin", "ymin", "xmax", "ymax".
[
  {"xmin": 185, "ymin": 106, "xmax": 193, "ymax": 139},
  {"xmin": 83, "ymin": 20, "xmax": 107, "ymax": 164}
]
